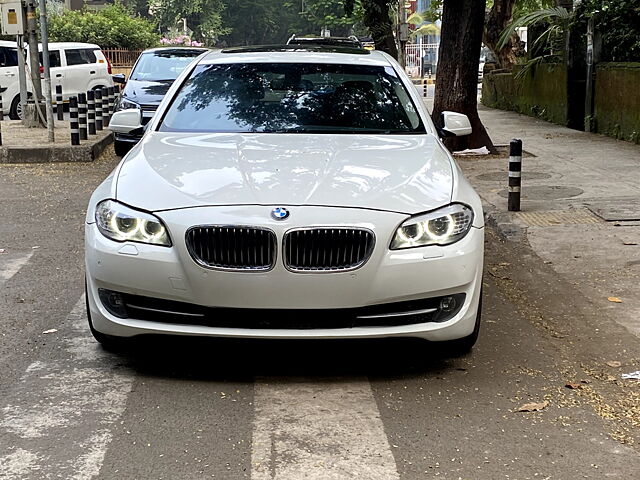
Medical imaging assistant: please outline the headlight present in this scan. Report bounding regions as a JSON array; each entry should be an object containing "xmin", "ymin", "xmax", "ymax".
[
  {"xmin": 95, "ymin": 200, "xmax": 171, "ymax": 246},
  {"xmin": 390, "ymin": 203, "xmax": 474, "ymax": 249},
  {"xmin": 116, "ymin": 97, "xmax": 140, "ymax": 112}
]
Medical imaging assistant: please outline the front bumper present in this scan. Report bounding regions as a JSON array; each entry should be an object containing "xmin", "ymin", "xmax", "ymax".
[{"xmin": 85, "ymin": 205, "xmax": 484, "ymax": 340}]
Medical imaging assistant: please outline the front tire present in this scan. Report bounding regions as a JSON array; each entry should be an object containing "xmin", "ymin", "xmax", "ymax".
[
  {"xmin": 113, "ymin": 139, "xmax": 132, "ymax": 157},
  {"xmin": 9, "ymin": 95, "xmax": 22, "ymax": 120},
  {"xmin": 85, "ymin": 284, "xmax": 129, "ymax": 352},
  {"xmin": 442, "ymin": 293, "xmax": 482, "ymax": 357}
]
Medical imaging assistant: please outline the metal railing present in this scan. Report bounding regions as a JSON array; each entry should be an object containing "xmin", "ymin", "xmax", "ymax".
[{"xmin": 102, "ymin": 48, "xmax": 143, "ymax": 67}]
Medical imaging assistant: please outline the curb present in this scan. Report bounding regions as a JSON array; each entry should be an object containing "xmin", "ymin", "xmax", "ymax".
[
  {"xmin": 0, "ymin": 131, "xmax": 113, "ymax": 164},
  {"xmin": 482, "ymin": 202, "xmax": 526, "ymax": 242}
]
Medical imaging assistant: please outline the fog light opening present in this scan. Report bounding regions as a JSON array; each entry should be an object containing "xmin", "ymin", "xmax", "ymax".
[
  {"xmin": 439, "ymin": 296, "xmax": 457, "ymax": 313},
  {"xmin": 98, "ymin": 289, "xmax": 128, "ymax": 319}
]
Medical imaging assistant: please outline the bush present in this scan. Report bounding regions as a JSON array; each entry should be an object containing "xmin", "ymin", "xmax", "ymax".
[
  {"xmin": 578, "ymin": 0, "xmax": 640, "ymax": 62},
  {"xmin": 48, "ymin": 3, "xmax": 160, "ymax": 50}
]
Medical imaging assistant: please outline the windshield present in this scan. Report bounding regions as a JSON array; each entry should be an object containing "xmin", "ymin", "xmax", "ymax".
[
  {"xmin": 158, "ymin": 63, "xmax": 425, "ymax": 134},
  {"xmin": 131, "ymin": 50, "xmax": 205, "ymax": 82}
]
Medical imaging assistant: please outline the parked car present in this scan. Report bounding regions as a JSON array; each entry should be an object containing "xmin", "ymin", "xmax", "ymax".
[
  {"xmin": 88, "ymin": 45, "xmax": 484, "ymax": 353},
  {"xmin": 112, "ymin": 47, "xmax": 208, "ymax": 156},
  {"xmin": 0, "ymin": 41, "xmax": 113, "ymax": 119}
]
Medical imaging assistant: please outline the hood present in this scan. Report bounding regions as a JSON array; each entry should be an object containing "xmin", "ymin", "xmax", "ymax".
[
  {"xmin": 115, "ymin": 132, "xmax": 453, "ymax": 214},
  {"xmin": 122, "ymin": 79, "xmax": 174, "ymax": 105}
]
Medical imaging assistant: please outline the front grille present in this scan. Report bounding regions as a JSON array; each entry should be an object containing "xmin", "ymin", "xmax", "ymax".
[
  {"xmin": 284, "ymin": 228, "xmax": 375, "ymax": 272},
  {"xmin": 140, "ymin": 103, "xmax": 158, "ymax": 113},
  {"xmin": 186, "ymin": 226, "xmax": 276, "ymax": 271}
]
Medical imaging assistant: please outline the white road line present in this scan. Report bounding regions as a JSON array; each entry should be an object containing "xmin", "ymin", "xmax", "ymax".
[
  {"xmin": 0, "ymin": 252, "xmax": 33, "ymax": 284},
  {"xmin": 0, "ymin": 296, "xmax": 133, "ymax": 480},
  {"xmin": 252, "ymin": 378, "xmax": 400, "ymax": 480}
]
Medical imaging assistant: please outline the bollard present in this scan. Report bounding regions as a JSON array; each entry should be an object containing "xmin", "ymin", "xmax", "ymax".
[
  {"xmin": 95, "ymin": 89, "xmax": 103, "ymax": 131},
  {"xmin": 107, "ymin": 86, "xmax": 115, "ymax": 116},
  {"xmin": 0, "ymin": 92, "xmax": 3, "ymax": 146},
  {"xmin": 56, "ymin": 85, "xmax": 63, "ymax": 121},
  {"xmin": 78, "ymin": 92, "xmax": 87, "ymax": 140},
  {"xmin": 69, "ymin": 96, "xmax": 79, "ymax": 146},
  {"xmin": 87, "ymin": 90, "xmax": 96, "ymax": 135},
  {"xmin": 101, "ymin": 87, "xmax": 109, "ymax": 125},
  {"xmin": 508, "ymin": 139, "xmax": 523, "ymax": 212}
]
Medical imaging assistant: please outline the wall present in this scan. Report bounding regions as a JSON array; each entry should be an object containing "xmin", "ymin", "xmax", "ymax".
[
  {"xmin": 594, "ymin": 63, "xmax": 640, "ymax": 142},
  {"xmin": 482, "ymin": 62, "xmax": 640, "ymax": 143},
  {"xmin": 481, "ymin": 63, "xmax": 568, "ymax": 125}
]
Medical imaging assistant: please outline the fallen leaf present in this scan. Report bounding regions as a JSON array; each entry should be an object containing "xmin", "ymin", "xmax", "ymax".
[
  {"xmin": 517, "ymin": 401, "xmax": 549, "ymax": 412},
  {"xmin": 606, "ymin": 361, "xmax": 622, "ymax": 368},
  {"xmin": 32, "ymin": 246, "xmax": 40, "ymax": 249},
  {"xmin": 42, "ymin": 329, "xmax": 57, "ymax": 334},
  {"xmin": 623, "ymin": 241, "xmax": 638, "ymax": 246},
  {"xmin": 0, "ymin": 248, "xmax": 6, "ymax": 254},
  {"xmin": 607, "ymin": 297, "xmax": 623, "ymax": 303},
  {"xmin": 565, "ymin": 383, "xmax": 582, "ymax": 390}
]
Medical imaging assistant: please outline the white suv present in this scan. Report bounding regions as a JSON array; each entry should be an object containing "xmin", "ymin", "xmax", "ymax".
[{"xmin": 0, "ymin": 41, "xmax": 114, "ymax": 119}]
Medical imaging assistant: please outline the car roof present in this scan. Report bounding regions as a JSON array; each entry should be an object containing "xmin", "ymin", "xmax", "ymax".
[
  {"xmin": 0, "ymin": 40, "xmax": 102, "ymax": 50},
  {"xmin": 202, "ymin": 45, "xmax": 391, "ymax": 66}
]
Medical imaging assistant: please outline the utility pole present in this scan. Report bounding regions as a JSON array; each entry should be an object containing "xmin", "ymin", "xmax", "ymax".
[
  {"xmin": 38, "ymin": 0, "xmax": 54, "ymax": 141},
  {"xmin": 25, "ymin": 0, "xmax": 43, "ymax": 126}
]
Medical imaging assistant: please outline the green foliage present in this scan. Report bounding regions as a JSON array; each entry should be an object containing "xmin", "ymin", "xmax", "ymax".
[
  {"xmin": 577, "ymin": 0, "xmax": 640, "ymax": 62},
  {"xmin": 149, "ymin": 0, "xmax": 229, "ymax": 45},
  {"xmin": 48, "ymin": 3, "xmax": 159, "ymax": 50}
]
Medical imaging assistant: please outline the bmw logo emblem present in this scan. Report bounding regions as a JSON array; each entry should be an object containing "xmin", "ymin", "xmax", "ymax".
[{"xmin": 271, "ymin": 207, "xmax": 290, "ymax": 220}]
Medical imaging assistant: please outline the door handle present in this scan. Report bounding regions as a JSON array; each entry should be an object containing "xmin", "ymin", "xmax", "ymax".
[
  {"xmin": 5, "ymin": 73, "xmax": 15, "ymax": 77},
  {"xmin": 90, "ymin": 70, "xmax": 96, "ymax": 74},
  {"xmin": 55, "ymin": 73, "xmax": 62, "ymax": 78}
]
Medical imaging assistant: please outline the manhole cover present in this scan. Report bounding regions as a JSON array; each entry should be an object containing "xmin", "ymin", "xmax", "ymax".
[
  {"xmin": 586, "ymin": 201, "xmax": 640, "ymax": 221},
  {"xmin": 515, "ymin": 210, "xmax": 601, "ymax": 227},
  {"xmin": 476, "ymin": 172, "xmax": 552, "ymax": 182},
  {"xmin": 497, "ymin": 185, "xmax": 584, "ymax": 200}
]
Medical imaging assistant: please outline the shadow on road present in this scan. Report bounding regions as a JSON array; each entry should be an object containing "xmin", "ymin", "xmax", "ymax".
[{"xmin": 107, "ymin": 335, "xmax": 466, "ymax": 382}]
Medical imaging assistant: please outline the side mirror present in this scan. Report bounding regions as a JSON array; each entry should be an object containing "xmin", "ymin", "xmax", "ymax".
[
  {"xmin": 112, "ymin": 74, "xmax": 126, "ymax": 85},
  {"xmin": 109, "ymin": 109, "xmax": 143, "ymax": 134},
  {"xmin": 441, "ymin": 111, "xmax": 472, "ymax": 137}
]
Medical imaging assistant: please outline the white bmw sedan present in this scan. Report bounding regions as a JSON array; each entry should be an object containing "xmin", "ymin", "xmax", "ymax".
[{"xmin": 86, "ymin": 46, "xmax": 484, "ymax": 352}]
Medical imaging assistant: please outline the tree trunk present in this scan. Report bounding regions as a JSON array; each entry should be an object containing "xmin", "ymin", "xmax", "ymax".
[
  {"xmin": 432, "ymin": 0, "xmax": 496, "ymax": 153},
  {"xmin": 361, "ymin": 0, "xmax": 398, "ymax": 59},
  {"xmin": 483, "ymin": 0, "xmax": 519, "ymax": 69}
]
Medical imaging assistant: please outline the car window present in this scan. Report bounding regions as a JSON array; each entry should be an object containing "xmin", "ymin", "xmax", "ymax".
[
  {"xmin": 159, "ymin": 63, "xmax": 425, "ymax": 134},
  {"xmin": 0, "ymin": 47, "xmax": 18, "ymax": 67},
  {"xmin": 39, "ymin": 50, "xmax": 61, "ymax": 68},
  {"xmin": 130, "ymin": 50, "xmax": 206, "ymax": 82},
  {"xmin": 65, "ymin": 48, "xmax": 97, "ymax": 66}
]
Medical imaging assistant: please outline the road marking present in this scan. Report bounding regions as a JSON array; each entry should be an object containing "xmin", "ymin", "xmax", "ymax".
[
  {"xmin": 252, "ymin": 378, "xmax": 399, "ymax": 480},
  {"xmin": 0, "ymin": 252, "xmax": 33, "ymax": 285},
  {"xmin": 0, "ymin": 296, "xmax": 133, "ymax": 480}
]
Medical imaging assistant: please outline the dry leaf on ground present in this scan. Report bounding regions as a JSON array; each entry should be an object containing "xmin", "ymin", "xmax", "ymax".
[
  {"xmin": 565, "ymin": 383, "xmax": 582, "ymax": 390},
  {"xmin": 517, "ymin": 401, "xmax": 549, "ymax": 412},
  {"xmin": 622, "ymin": 241, "xmax": 638, "ymax": 246},
  {"xmin": 607, "ymin": 297, "xmax": 623, "ymax": 303},
  {"xmin": 606, "ymin": 361, "xmax": 622, "ymax": 368}
]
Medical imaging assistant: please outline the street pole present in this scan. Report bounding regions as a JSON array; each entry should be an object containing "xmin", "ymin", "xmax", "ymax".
[
  {"xmin": 38, "ymin": 0, "xmax": 54, "ymax": 141},
  {"xmin": 25, "ymin": 0, "xmax": 43, "ymax": 125}
]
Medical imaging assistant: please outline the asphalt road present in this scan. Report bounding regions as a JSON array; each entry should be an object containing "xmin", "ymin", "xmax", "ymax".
[{"xmin": 1, "ymin": 150, "xmax": 639, "ymax": 479}]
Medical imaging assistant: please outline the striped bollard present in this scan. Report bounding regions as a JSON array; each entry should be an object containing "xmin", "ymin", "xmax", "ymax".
[
  {"xmin": 69, "ymin": 96, "xmax": 79, "ymax": 146},
  {"xmin": 95, "ymin": 89, "xmax": 103, "ymax": 131},
  {"xmin": 56, "ymin": 85, "xmax": 63, "ymax": 121},
  {"xmin": 87, "ymin": 90, "xmax": 96, "ymax": 135},
  {"xmin": 78, "ymin": 93, "xmax": 88, "ymax": 140},
  {"xmin": 508, "ymin": 139, "xmax": 522, "ymax": 212},
  {"xmin": 101, "ymin": 87, "xmax": 109, "ymax": 125},
  {"xmin": 107, "ymin": 87, "xmax": 115, "ymax": 116}
]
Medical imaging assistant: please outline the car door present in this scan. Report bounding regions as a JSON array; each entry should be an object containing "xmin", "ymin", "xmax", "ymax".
[
  {"xmin": 62, "ymin": 48, "xmax": 103, "ymax": 96},
  {"xmin": 0, "ymin": 45, "xmax": 20, "ymax": 114},
  {"xmin": 39, "ymin": 49, "xmax": 64, "ymax": 99}
]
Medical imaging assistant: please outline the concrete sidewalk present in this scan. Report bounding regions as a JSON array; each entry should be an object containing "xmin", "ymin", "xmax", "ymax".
[{"xmin": 457, "ymin": 105, "xmax": 640, "ymax": 338}]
